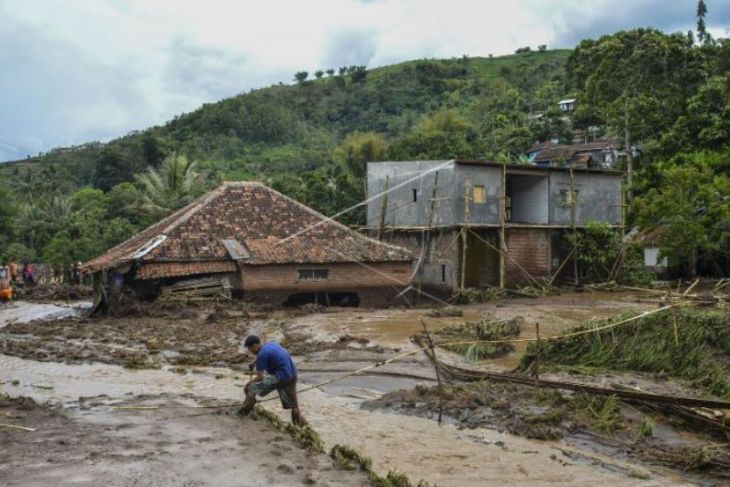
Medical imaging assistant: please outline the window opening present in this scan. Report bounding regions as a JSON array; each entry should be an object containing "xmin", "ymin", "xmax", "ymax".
[
  {"xmin": 412, "ymin": 188, "xmax": 418, "ymax": 202},
  {"xmin": 473, "ymin": 185, "xmax": 486, "ymax": 204},
  {"xmin": 298, "ymin": 269, "xmax": 329, "ymax": 280},
  {"xmin": 441, "ymin": 264, "xmax": 447, "ymax": 283}
]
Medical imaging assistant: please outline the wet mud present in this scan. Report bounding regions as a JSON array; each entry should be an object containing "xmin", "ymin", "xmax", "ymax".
[
  {"xmin": 364, "ymin": 381, "xmax": 730, "ymax": 485},
  {"xmin": 0, "ymin": 305, "xmax": 251, "ymax": 368},
  {"xmin": 0, "ymin": 395, "xmax": 371, "ymax": 487}
]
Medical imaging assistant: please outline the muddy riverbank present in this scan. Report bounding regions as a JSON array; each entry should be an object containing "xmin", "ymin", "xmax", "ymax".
[
  {"xmin": 364, "ymin": 381, "xmax": 729, "ymax": 485},
  {"xmin": 0, "ymin": 395, "xmax": 371, "ymax": 487}
]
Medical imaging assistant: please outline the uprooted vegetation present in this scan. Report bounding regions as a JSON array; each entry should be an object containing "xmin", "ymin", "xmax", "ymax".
[
  {"xmin": 433, "ymin": 317, "xmax": 522, "ymax": 361},
  {"xmin": 519, "ymin": 308, "xmax": 730, "ymax": 399},
  {"xmin": 365, "ymin": 381, "xmax": 730, "ymax": 480},
  {"xmin": 254, "ymin": 406, "xmax": 433, "ymax": 487}
]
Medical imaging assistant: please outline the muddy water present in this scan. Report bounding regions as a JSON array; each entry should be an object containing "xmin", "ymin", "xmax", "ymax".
[{"xmin": 288, "ymin": 293, "xmax": 650, "ymax": 371}]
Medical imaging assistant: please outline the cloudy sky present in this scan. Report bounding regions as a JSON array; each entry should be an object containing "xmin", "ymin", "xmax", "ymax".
[{"xmin": 1, "ymin": 0, "xmax": 729, "ymax": 161}]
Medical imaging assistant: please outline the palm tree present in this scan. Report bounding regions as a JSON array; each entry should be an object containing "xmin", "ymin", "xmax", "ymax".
[{"xmin": 135, "ymin": 153, "xmax": 204, "ymax": 218}]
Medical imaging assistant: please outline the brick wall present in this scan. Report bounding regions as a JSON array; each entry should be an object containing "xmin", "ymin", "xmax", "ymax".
[
  {"xmin": 505, "ymin": 228, "xmax": 551, "ymax": 285},
  {"xmin": 241, "ymin": 261, "xmax": 412, "ymax": 291}
]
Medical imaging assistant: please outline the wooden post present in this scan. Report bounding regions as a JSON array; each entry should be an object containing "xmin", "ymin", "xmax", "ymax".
[
  {"xmin": 534, "ymin": 322, "xmax": 541, "ymax": 386},
  {"xmin": 625, "ymin": 101, "xmax": 634, "ymax": 204},
  {"xmin": 421, "ymin": 319, "xmax": 443, "ymax": 425},
  {"xmin": 460, "ymin": 176, "xmax": 471, "ymax": 290},
  {"xmin": 499, "ymin": 163, "xmax": 507, "ymax": 289},
  {"xmin": 377, "ymin": 175, "xmax": 390, "ymax": 241},
  {"xmin": 668, "ymin": 291, "xmax": 679, "ymax": 347},
  {"xmin": 620, "ymin": 178, "xmax": 627, "ymax": 238},
  {"xmin": 569, "ymin": 168, "xmax": 579, "ymax": 286},
  {"xmin": 417, "ymin": 172, "xmax": 440, "ymax": 302}
]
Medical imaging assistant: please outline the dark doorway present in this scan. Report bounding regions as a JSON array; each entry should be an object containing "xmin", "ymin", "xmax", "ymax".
[{"xmin": 283, "ymin": 292, "xmax": 360, "ymax": 307}]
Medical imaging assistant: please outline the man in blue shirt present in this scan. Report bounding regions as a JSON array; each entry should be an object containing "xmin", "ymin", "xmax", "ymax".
[{"xmin": 239, "ymin": 335, "xmax": 306, "ymax": 426}]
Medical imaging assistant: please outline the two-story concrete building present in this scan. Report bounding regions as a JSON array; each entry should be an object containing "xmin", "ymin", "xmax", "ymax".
[{"xmin": 366, "ymin": 160, "xmax": 623, "ymax": 293}]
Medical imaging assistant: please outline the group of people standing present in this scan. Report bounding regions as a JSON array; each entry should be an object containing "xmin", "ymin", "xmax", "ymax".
[{"xmin": 0, "ymin": 262, "xmax": 35, "ymax": 302}]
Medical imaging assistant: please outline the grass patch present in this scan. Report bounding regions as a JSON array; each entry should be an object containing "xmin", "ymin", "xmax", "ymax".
[
  {"xmin": 637, "ymin": 416, "xmax": 655, "ymax": 439},
  {"xmin": 574, "ymin": 394, "xmax": 623, "ymax": 435},
  {"xmin": 253, "ymin": 405, "xmax": 325, "ymax": 452},
  {"xmin": 519, "ymin": 308, "xmax": 730, "ymax": 399},
  {"xmin": 329, "ymin": 445, "xmax": 435, "ymax": 487},
  {"xmin": 435, "ymin": 317, "xmax": 520, "ymax": 361},
  {"xmin": 122, "ymin": 353, "xmax": 156, "ymax": 369}
]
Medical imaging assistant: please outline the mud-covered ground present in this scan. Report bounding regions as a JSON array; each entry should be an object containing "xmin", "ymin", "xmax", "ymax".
[
  {"xmin": 0, "ymin": 302, "xmax": 397, "ymax": 369},
  {"xmin": 364, "ymin": 380, "xmax": 730, "ymax": 485},
  {"xmin": 3, "ymin": 290, "xmax": 726, "ymax": 486},
  {"xmin": 12, "ymin": 283, "xmax": 93, "ymax": 302},
  {"xmin": 0, "ymin": 395, "xmax": 371, "ymax": 487},
  {"xmin": 0, "ymin": 304, "xmax": 253, "ymax": 368}
]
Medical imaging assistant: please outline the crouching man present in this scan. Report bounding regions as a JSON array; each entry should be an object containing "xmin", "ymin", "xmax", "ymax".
[{"xmin": 239, "ymin": 335, "xmax": 307, "ymax": 426}]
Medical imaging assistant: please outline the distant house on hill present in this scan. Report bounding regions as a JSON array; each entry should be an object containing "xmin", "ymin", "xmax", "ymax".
[
  {"xmin": 82, "ymin": 182, "xmax": 413, "ymax": 310},
  {"xmin": 526, "ymin": 140, "xmax": 620, "ymax": 169},
  {"xmin": 558, "ymin": 98, "xmax": 576, "ymax": 112}
]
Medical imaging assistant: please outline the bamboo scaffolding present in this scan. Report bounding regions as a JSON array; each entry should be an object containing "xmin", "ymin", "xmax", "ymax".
[
  {"xmin": 460, "ymin": 176, "xmax": 471, "ymax": 290},
  {"xmin": 499, "ymin": 163, "xmax": 507, "ymax": 289},
  {"xmin": 376, "ymin": 175, "xmax": 390, "ymax": 241}
]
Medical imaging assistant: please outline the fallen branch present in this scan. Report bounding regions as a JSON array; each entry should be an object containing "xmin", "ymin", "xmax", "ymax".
[{"xmin": 0, "ymin": 422, "xmax": 36, "ymax": 432}]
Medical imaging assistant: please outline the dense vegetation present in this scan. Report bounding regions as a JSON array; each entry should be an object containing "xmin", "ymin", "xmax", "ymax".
[{"xmin": 0, "ymin": 7, "xmax": 729, "ymax": 276}]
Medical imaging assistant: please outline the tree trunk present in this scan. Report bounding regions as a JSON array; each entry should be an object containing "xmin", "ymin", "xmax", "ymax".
[{"xmin": 624, "ymin": 102, "xmax": 634, "ymax": 204}]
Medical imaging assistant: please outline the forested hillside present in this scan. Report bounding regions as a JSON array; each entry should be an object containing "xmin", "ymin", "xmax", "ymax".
[{"xmin": 1, "ymin": 28, "xmax": 729, "ymax": 276}]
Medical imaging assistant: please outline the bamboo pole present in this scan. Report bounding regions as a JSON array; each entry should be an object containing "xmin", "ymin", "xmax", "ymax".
[
  {"xmin": 0, "ymin": 422, "xmax": 36, "ymax": 432},
  {"xmin": 534, "ymin": 322, "xmax": 541, "ymax": 387},
  {"xmin": 421, "ymin": 319, "xmax": 443, "ymax": 425},
  {"xmin": 376, "ymin": 175, "xmax": 389, "ymax": 241},
  {"xmin": 549, "ymin": 248, "xmax": 574, "ymax": 285},
  {"xmin": 499, "ymin": 163, "xmax": 507, "ymax": 289},
  {"xmin": 569, "ymin": 168, "xmax": 579, "ymax": 285},
  {"xmin": 416, "ymin": 172, "xmax": 440, "ymax": 301},
  {"xmin": 460, "ymin": 176, "xmax": 471, "ymax": 290}
]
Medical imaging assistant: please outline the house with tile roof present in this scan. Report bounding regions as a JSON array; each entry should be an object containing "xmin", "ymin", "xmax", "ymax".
[{"xmin": 83, "ymin": 181, "xmax": 413, "ymax": 309}]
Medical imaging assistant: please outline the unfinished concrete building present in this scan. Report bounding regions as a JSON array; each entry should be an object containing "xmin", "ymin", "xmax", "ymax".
[
  {"xmin": 83, "ymin": 181, "xmax": 412, "ymax": 308},
  {"xmin": 365, "ymin": 160, "xmax": 623, "ymax": 293}
]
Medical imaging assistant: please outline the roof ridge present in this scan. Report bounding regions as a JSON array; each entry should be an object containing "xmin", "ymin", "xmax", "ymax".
[{"xmin": 160, "ymin": 183, "xmax": 229, "ymax": 235}]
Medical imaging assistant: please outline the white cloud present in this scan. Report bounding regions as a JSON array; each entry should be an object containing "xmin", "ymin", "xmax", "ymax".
[{"xmin": 0, "ymin": 0, "xmax": 728, "ymax": 161}]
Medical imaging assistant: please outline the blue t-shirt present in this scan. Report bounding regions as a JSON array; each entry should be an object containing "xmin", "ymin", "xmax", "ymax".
[{"xmin": 256, "ymin": 342, "xmax": 297, "ymax": 381}]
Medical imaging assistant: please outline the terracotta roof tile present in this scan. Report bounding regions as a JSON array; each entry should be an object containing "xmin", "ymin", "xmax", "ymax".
[{"xmin": 83, "ymin": 182, "xmax": 412, "ymax": 273}]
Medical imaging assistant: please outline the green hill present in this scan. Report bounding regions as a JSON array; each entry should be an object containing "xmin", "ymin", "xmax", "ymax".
[
  {"xmin": 0, "ymin": 49, "xmax": 571, "ymax": 187},
  {"xmin": 4, "ymin": 29, "xmax": 727, "ymax": 275}
]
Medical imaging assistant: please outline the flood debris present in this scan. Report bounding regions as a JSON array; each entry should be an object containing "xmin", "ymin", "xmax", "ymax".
[
  {"xmin": 519, "ymin": 307, "xmax": 730, "ymax": 399},
  {"xmin": 329, "ymin": 444, "xmax": 434, "ymax": 486},
  {"xmin": 365, "ymin": 381, "xmax": 730, "ymax": 482},
  {"xmin": 434, "ymin": 317, "xmax": 522, "ymax": 361},
  {"xmin": 13, "ymin": 283, "xmax": 92, "ymax": 302},
  {"xmin": 0, "ymin": 304, "xmax": 251, "ymax": 368}
]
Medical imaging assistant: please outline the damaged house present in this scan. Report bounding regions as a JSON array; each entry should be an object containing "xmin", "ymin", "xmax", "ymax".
[
  {"xmin": 83, "ymin": 181, "xmax": 413, "ymax": 309},
  {"xmin": 366, "ymin": 160, "xmax": 623, "ymax": 293}
]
